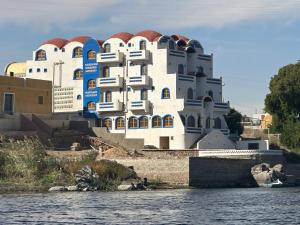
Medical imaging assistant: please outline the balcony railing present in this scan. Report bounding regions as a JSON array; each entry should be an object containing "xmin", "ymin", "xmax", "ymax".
[
  {"xmin": 220, "ymin": 129, "xmax": 230, "ymax": 136},
  {"xmin": 97, "ymin": 101, "xmax": 123, "ymax": 112},
  {"xmin": 97, "ymin": 52, "xmax": 124, "ymax": 63},
  {"xmin": 185, "ymin": 99, "xmax": 202, "ymax": 107},
  {"xmin": 186, "ymin": 127, "xmax": 203, "ymax": 134},
  {"xmin": 214, "ymin": 102, "xmax": 229, "ymax": 111},
  {"xmin": 127, "ymin": 75, "xmax": 150, "ymax": 87},
  {"xmin": 128, "ymin": 50, "xmax": 150, "ymax": 61},
  {"xmin": 128, "ymin": 100, "xmax": 150, "ymax": 112},
  {"xmin": 97, "ymin": 77, "xmax": 123, "ymax": 88}
]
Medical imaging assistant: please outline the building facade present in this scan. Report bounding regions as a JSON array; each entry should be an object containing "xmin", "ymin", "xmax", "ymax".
[{"xmin": 0, "ymin": 76, "xmax": 52, "ymax": 115}]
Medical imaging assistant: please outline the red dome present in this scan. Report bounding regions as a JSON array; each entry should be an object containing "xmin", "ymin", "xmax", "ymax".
[
  {"xmin": 67, "ymin": 36, "xmax": 91, "ymax": 44},
  {"xmin": 41, "ymin": 38, "xmax": 68, "ymax": 48},
  {"xmin": 171, "ymin": 34, "xmax": 190, "ymax": 44},
  {"xmin": 110, "ymin": 32, "xmax": 134, "ymax": 43},
  {"xmin": 134, "ymin": 30, "xmax": 162, "ymax": 42},
  {"xmin": 97, "ymin": 40, "xmax": 104, "ymax": 46}
]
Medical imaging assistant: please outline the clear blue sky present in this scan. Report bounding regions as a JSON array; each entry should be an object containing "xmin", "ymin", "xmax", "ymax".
[{"xmin": 1, "ymin": 0, "xmax": 300, "ymax": 116}]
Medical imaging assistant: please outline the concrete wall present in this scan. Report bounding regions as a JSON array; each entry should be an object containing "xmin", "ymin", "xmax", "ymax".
[
  {"xmin": 116, "ymin": 158, "xmax": 189, "ymax": 185},
  {"xmin": 236, "ymin": 140, "xmax": 269, "ymax": 150},
  {"xmin": 0, "ymin": 117, "xmax": 20, "ymax": 131}
]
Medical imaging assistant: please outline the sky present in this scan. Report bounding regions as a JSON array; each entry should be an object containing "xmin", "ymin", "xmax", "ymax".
[{"xmin": 1, "ymin": 0, "xmax": 300, "ymax": 116}]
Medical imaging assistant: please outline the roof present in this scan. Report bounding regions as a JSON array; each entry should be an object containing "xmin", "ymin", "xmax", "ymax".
[
  {"xmin": 41, "ymin": 38, "xmax": 68, "ymax": 48},
  {"xmin": 171, "ymin": 34, "xmax": 190, "ymax": 44},
  {"xmin": 110, "ymin": 32, "xmax": 134, "ymax": 43},
  {"xmin": 66, "ymin": 36, "xmax": 91, "ymax": 44},
  {"xmin": 134, "ymin": 30, "xmax": 162, "ymax": 42}
]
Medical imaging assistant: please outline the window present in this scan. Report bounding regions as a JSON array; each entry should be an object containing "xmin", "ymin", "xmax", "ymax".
[
  {"xmin": 214, "ymin": 117, "xmax": 222, "ymax": 129},
  {"xmin": 119, "ymin": 43, "xmax": 124, "ymax": 47},
  {"xmin": 74, "ymin": 69, "xmax": 83, "ymax": 80},
  {"xmin": 62, "ymin": 48, "xmax": 65, "ymax": 52},
  {"xmin": 87, "ymin": 50, "xmax": 96, "ymax": 60},
  {"xmin": 38, "ymin": 96, "xmax": 44, "ymax": 104},
  {"xmin": 208, "ymin": 90, "xmax": 214, "ymax": 99},
  {"xmin": 197, "ymin": 66, "xmax": 204, "ymax": 74},
  {"xmin": 139, "ymin": 116, "xmax": 148, "ymax": 128},
  {"xmin": 141, "ymin": 89, "xmax": 148, "ymax": 100},
  {"xmin": 37, "ymin": 68, "xmax": 41, "ymax": 73},
  {"xmin": 77, "ymin": 95, "xmax": 82, "ymax": 100},
  {"xmin": 128, "ymin": 43, "xmax": 132, "ymax": 47},
  {"xmin": 103, "ymin": 118, "xmax": 112, "ymax": 129},
  {"xmin": 178, "ymin": 64, "xmax": 184, "ymax": 74},
  {"xmin": 104, "ymin": 43, "xmax": 111, "ymax": 53},
  {"xmin": 198, "ymin": 116, "xmax": 202, "ymax": 128},
  {"xmin": 187, "ymin": 88, "xmax": 193, "ymax": 99},
  {"xmin": 54, "ymin": 48, "xmax": 58, "ymax": 52},
  {"xmin": 88, "ymin": 80, "xmax": 96, "ymax": 89},
  {"xmin": 29, "ymin": 68, "xmax": 32, "ymax": 73},
  {"xmin": 128, "ymin": 117, "xmax": 138, "ymax": 129},
  {"xmin": 152, "ymin": 116, "xmax": 162, "ymax": 128},
  {"xmin": 141, "ymin": 64, "xmax": 147, "ymax": 75},
  {"xmin": 169, "ymin": 40, "xmax": 175, "ymax": 49},
  {"xmin": 248, "ymin": 143, "xmax": 259, "ymax": 150},
  {"xmin": 116, "ymin": 117, "xmax": 125, "ymax": 129},
  {"xmin": 102, "ymin": 66, "xmax": 109, "ymax": 78},
  {"xmin": 44, "ymin": 68, "xmax": 47, "ymax": 73},
  {"xmin": 73, "ymin": 47, "xmax": 83, "ymax": 58},
  {"xmin": 87, "ymin": 102, "xmax": 96, "ymax": 110},
  {"xmin": 162, "ymin": 88, "xmax": 170, "ymax": 99},
  {"xmin": 163, "ymin": 115, "xmax": 173, "ymax": 128},
  {"xmin": 140, "ymin": 40, "xmax": 146, "ymax": 50},
  {"xmin": 36, "ymin": 50, "xmax": 46, "ymax": 61},
  {"xmin": 187, "ymin": 116, "xmax": 195, "ymax": 127},
  {"xmin": 105, "ymin": 91, "xmax": 112, "ymax": 102},
  {"xmin": 206, "ymin": 117, "xmax": 211, "ymax": 128},
  {"xmin": 180, "ymin": 115, "xmax": 186, "ymax": 126}
]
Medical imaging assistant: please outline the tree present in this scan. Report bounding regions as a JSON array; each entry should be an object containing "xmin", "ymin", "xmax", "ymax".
[
  {"xmin": 265, "ymin": 62, "xmax": 300, "ymax": 150},
  {"xmin": 224, "ymin": 108, "xmax": 244, "ymax": 136}
]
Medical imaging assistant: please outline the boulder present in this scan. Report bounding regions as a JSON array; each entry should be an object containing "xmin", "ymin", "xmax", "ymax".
[
  {"xmin": 75, "ymin": 165, "xmax": 100, "ymax": 191},
  {"xmin": 117, "ymin": 184, "xmax": 133, "ymax": 191},
  {"xmin": 67, "ymin": 185, "xmax": 79, "ymax": 191},
  {"xmin": 49, "ymin": 186, "xmax": 68, "ymax": 192}
]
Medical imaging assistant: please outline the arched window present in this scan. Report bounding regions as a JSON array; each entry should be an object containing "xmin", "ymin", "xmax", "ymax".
[
  {"xmin": 36, "ymin": 50, "xmax": 46, "ymax": 61},
  {"xmin": 169, "ymin": 40, "xmax": 175, "ymax": 50},
  {"xmin": 141, "ymin": 89, "xmax": 148, "ymax": 100},
  {"xmin": 206, "ymin": 117, "xmax": 211, "ymax": 128},
  {"xmin": 74, "ymin": 69, "xmax": 83, "ymax": 80},
  {"xmin": 187, "ymin": 88, "xmax": 193, "ymax": 99},
  {"xmin": 87, "ymin": 50, "xmax": 96, "ymax": 60},
  {"xmin": 140, "ymin": 40, "xmax": 146, "ymax": 50},
  {"xmin": 102, "ymin": 66, "xmax": 109, "ymax": 78},
  {"xmin": 139, "ymin": 116, "xmax": 148, "ymax": 128},
  {"xmin": 104, "ymin": 43, "xmax": 111, "ymax": 53},
  {"xmin": 116, "ymin": 117, "xmax": 125, "ymax": 129},
  {"xmin": 141, "ymin": 64, "xmax": 147, "ymax": 75},
  {"xmin": 73, "ymin": 47, "xmax": 83, "ymax": 58},
  {"xmin": 163, "ymin": 115, "xmax": 173, "ymax": 128},
  {"xmin": 152, "ymin": 116, "xmax": 162, "ymax": 128},
  {"xmin": 198, "ymin": 116, "xmax": 202, "ymax": 128},
  {"xmin": 77, "ymin": 95, "xmax": 82, "ymax": 100},
  {"xmin": 187, "ymin": 116, "xmax": 195, "ymax": 127},
  {"xmin": 178, "ymin": 64, "xmax": 184, "ymax": 74},
  {"xmin": 214, "ymin": 117, "xmax": 222, "ymax": 129},
  {"xmin": 128, "ymin": 117, "xmax": 138, "ymax": 129},
  {"xmin": 88, "ymin": 80, "xmax": 96, "ymax": 89},
  {"xmin": 105, "ymin": 91, "xmax": 112, "ymax": 102},
  {"xmin": 103, "ymin": 118, "xmax": 112, "ymax": 129},
  {"xmin": 162, "ymin": 88, "xmax": 170, "ymax": 99},
  {"xmin": 208, "ymin": 90, "xmax": 214, "ymax": 99},
  {"xmin": 180, "ymin": 115, "xmax": 186, "ymax": 126},
  {"xmin": 87, "ymin": 102, "xmax": 96, "ymax": 110}
]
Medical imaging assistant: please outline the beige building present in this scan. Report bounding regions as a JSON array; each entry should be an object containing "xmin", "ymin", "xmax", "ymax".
[
  {"xmin": 0, "ymin": 76, "xmax": 52, "ymax": 114},
  {"xmin": 4, "ymin": 62, "xmax": 27, "ymax": 78}
]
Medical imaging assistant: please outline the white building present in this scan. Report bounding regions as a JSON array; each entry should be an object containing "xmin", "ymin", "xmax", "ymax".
[
  {"xmin": 89, "ymin": 30, "xmax": 230, "ymax": 149},
  {"xmin": 6, "ymin": 30, "xmax": 230, "ymax": 149}
]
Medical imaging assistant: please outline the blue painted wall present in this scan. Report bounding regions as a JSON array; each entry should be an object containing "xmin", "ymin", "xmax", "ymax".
[{"xmin": 82, "ymin": 38, "xmax": 101, "ymax": 118}]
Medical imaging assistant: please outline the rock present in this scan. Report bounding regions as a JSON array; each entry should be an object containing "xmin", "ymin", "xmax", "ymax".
[
  {"xmin": 70, "ymin": 142, "xmax": 81, "ymax": 151},
  {"xmin": 117, "ymin": 184, "xmax": 133, "ymax": 191},
  {"xmin": 49, "ymin": 186, "xmax": 68, "ymax": 192},
  {"xmin": 67, "ymin": 185, "xmax": 79, "ymax": 191},
  {"xmin": 75, "ymin": 165, "xmax": 100, "ymax": 191}
]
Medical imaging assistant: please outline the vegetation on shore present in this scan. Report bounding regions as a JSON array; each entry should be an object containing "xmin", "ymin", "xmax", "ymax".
[
  {"xmin": 0, "ymin": 136, "xmax": 135, "ymax": 192},
  {"xmin": 265, "ymin": 62, "xmax": 300, "ymax": 154}
]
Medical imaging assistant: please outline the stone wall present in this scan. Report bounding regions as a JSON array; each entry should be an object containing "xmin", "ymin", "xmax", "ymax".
[{"xmin": 115, "ymin": 158, "xmax": 189, "ymax": 185}]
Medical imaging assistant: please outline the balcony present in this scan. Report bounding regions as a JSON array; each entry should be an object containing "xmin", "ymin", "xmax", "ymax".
[
  {"xmin": 214, "ymin": 102, "xmax": 229, "ymax": 111},
  {"xmin": 128, "ymin": 50, "xmax": 150, "ymax": 61},
  {"xmin": 97, "ymin": 77, "xmax": 123, "ymax": 88},
  {"xmin": 186, "ymin": 127, "xmax": 203, "ymax": 134},
  {"xmin": 128, "ymin": 100, "xmax": 150, "ymax": 112},
  {"xmin": 97, "ymin": 52, "xmax": 124, "ymax": 63},
  {"xmin": 220, "ymin": 129, "xmax": 230, "ymax": 136},
  {"xmin": 185, "ymin": 99, "xmax": 202, "ymax": 108},
  {"xmin": 97, "ymin": 101, "xmax": 123, "ymax": 112},
  {"xmin": 127, "ymin": 75, "xmax": 151, "ymax": 87}
]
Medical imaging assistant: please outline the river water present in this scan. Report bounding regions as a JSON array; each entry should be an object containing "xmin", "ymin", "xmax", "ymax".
[{"xmin": 0, "ymin": 188, "xmax": 299, "ymax": 224}]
